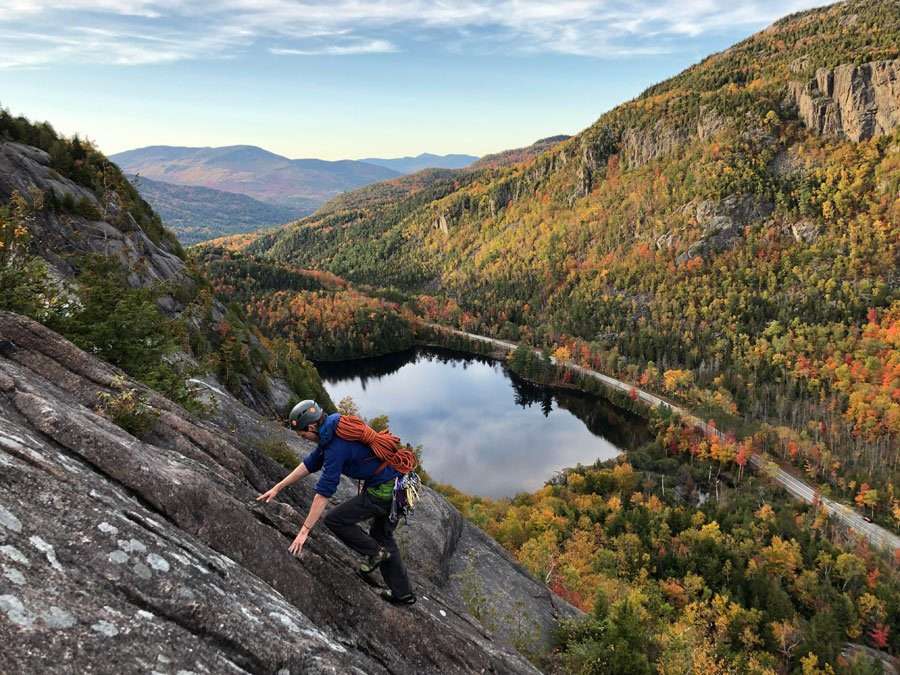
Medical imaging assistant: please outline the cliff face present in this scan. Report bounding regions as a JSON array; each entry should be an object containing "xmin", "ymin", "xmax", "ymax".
[
  {"xmin": 0, "ymin": 141, "xmax": 189, "ymax": 297},
  {"xmin": 789, "ymin": 59, "xmax": 900, "ymax": 141},
  {"xmin": 0, "ymin": 311, "xmax": 576, "ymax": 673}
]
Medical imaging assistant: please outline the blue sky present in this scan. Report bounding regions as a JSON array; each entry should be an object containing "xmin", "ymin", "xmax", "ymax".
[{"xmin": 0, "ymin": 0, "xmax": 829, "ymax": 160}]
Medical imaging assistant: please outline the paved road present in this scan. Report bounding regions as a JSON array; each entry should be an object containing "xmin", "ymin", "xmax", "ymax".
[{"xmin": 426, "ymin": 323, "xmax": 900, "ymax": 554}]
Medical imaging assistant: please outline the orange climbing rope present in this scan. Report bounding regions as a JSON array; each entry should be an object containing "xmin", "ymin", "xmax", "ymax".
[{"xmin": 335, "ymin": 415, "xmax": 418, "ymax": 474}]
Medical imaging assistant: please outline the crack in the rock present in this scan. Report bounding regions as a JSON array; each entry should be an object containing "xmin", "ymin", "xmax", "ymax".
[
  {"xmin": 0, "ymin": 433, "xmax": 70, "ymax": 482},
  {"xmin": 439, "ymin": 509, "xmax": 465, "ymax": 584},
  {"xmin": 112, "ymin": 583, "xmax": 267, "ymax": 674},
  {"xmin": 3, "ymin": 322, "xmax": 121, "ymax": 391}
]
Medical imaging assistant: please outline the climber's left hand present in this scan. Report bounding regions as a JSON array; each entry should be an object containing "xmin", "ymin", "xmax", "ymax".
[{"xmin": 289, "ymin": 526, "xmax": 309, "ymax": 557}]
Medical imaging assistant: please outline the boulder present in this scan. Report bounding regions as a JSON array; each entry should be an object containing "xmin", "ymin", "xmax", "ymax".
[{"xmin": 677, "ymin": 194, "xmax": 774, "ymax": 263}]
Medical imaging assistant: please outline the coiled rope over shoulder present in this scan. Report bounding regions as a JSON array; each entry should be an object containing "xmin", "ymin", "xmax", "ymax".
[{"xmin": 335, "ymin": 415, "xmax": 418, "ymax": 474}]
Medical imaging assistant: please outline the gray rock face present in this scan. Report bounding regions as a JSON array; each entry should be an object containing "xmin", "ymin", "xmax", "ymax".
[
  {"xmin": 620, "ymin": 106, "xmax": 726, "ymax": 170},
  {"xmin": 398, "ymin": 480, "xmax": 579, "ymax": 651},
  {"xmin": 0, "ymin": 311, "xmax": 575, "ymax": 673},
  {"xmin": 0, "ymin": 141, "xmax": 190, "ymax": 297},
  {"xmin": 789, "ymin": 59, "xmax": 900, "ymax": 141},
  {"xmin": 788, "ymin": 219, "xmax": 822, "ymax": 244},
  {"xmin": 621, "ymin": 120, "xmax": 693, "ymax": 170},
  {"xmin": 676, "ymin": 194, "xmax": 774, "ymax": 263}
]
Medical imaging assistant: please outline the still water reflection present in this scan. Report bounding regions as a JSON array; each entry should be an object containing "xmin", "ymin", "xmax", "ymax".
[{"xmin": 317, "ymin": 348, "xmax": 649, "ymax": 498}]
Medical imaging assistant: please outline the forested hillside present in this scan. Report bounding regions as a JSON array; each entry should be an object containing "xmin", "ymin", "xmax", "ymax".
[
  {"xmin": 436, "ymin": 440, "xmax": 900, "ymax": 673},
  {"xmin": 127, "ymin": 175, "xmax": 310, "ymax": 245},
  {"xmin": 251, "ymin": 0, "xmax": 900, "ymax": 525},
  {"xmin": 236, "ymin": 135, "xmax": 575, "ymax": 254},
  {"xmin": 471, "ymin": 135, "xmax": 571, "ymax": 169},
  {"xmin": 196, "ymin": 247, "xmax": 414, "ymax": 361}
]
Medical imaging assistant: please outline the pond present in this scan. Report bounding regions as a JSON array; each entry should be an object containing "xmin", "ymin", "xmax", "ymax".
[{"xmin": 317, "ymin": 347, "xmax": 650, "ymax": 498}]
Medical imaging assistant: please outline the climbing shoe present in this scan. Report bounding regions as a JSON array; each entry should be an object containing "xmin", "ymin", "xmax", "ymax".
[
  {"xmin": 356, "ymin": 568, "xmax": 382, "ymax": 588},
  {"xmin": 380, "ymin": 590, "xmax": 416, "ymax": 606},
  {"xmin": 359, "ymin": 548, "xmax": 391, "ymax": 574}
]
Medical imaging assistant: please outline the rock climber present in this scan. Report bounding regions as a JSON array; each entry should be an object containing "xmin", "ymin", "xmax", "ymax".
[{"xmin": 257, "ymin": 400, "xmax": 417, "ymax": 605}]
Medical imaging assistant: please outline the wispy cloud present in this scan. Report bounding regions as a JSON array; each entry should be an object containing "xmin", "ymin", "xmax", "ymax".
[
  {"xmin": 0, "ymin": 19, "xmax": 254, "ymax": 67},
  {"xmin": 0, "ymin": 0, "xmax": 830, "ymax": 68},
  {"xmin": 269, "ymin": 39, "xmax": 397, "ymax": 56}
]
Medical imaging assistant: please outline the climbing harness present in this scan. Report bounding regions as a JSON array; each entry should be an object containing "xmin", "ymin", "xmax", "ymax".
[{"xmin": 361, "ymin": 478, "xmax": 394, "ymax": 500}]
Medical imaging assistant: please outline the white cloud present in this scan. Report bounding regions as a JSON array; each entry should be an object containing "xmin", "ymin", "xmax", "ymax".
[
  {"xmin": 0, "ymin": 0, "xmax": 831, "ymax": 68},
  {"xmin": 3, "ymin": 0, "xmax": 164, "ymax": 19},
  {"xmin": 269, "ymin": 39, "xmax": 397, "ymax": 56}
]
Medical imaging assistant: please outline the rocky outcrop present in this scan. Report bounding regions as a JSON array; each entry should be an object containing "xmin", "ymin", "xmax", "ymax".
[
  {"xmin": 655, "ymin": 230, "xmax": 678, "ymax": 252},
  {"xmin": 787, "ymin": 219, "xmax": 822, "ymax": 244},
  {"xmin": 620, "ymin": 106, "xmax": 725, "ymax": 170},
  {"xmin": 0, "ymin": 142, "xmax": 190, "ymax": 295},
  {"xmin": 621, "ymin": 120, "xmax": 693, "ymax": 170},
  {"xmin": 842, "ymin": 644, "xmax": 899, "ymax": 675},
  {"xmin": 0, "ymin": 140, "xmax": 314, "ymax": 419},
  {"xmin": 432, "ymin": 213, "xmax": 449, "ymax": 234},
  {"xmin": 676, "ymin": 194, "xmax": 774, "ymax": 263},
  {"xmin": 788, "ymin": 59, "xmax": 900, "ymax": 141},
  {"xmin": 0, "ymin": 311, "xmax": 577, "ymax": 673}
]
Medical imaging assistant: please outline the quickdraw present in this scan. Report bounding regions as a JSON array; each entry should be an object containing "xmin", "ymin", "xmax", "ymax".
[{"xmin": 389, "ymin": 472, "xmax": 422, "ymax": 524}]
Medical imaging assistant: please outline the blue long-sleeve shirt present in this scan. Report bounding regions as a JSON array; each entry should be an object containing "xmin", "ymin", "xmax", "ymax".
[{"xmin": 302, "ymin": 413, "xmax": 400, "ymax": 497}]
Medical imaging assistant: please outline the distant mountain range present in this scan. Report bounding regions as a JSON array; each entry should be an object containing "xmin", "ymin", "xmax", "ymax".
[
  {"xmin": 110, "ymin": 145, "xmax": 401, "ymax": 210},
  {"xmin": 360, "ymin": 153, "xmax": 478, "ymax": 174},
  {"xmin": 128, "ymin": 175, "xmax": 312, "ymax": 245},
  {"xmin": 111, "ymin": 144, "xmax": 482, "ymax": 244},
  {"xmin": 471, "ymin": 136, "xmax": 570, "ymax": 169}
]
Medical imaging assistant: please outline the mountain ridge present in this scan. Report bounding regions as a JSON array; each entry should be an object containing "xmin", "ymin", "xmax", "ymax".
[
  {"xmin": 203, "ymin": 134, "xmax": 577, "ymax": 252},
  {"xmin": 110, "ymin": 144, "xmax": 401, "ymax": 210},
  {"xmin": 112, "ymin": 145, "xmax": 484, "ymax": 242},
  {"xmin": 360, "ymin": 152, "xmax": 479, "ymax": 174}
]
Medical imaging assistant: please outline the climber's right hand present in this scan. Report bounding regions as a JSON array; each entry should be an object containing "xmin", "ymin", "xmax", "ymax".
[{"xmin": 256, "ymin": 485, "xmax": 282, "ymax": 503}]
